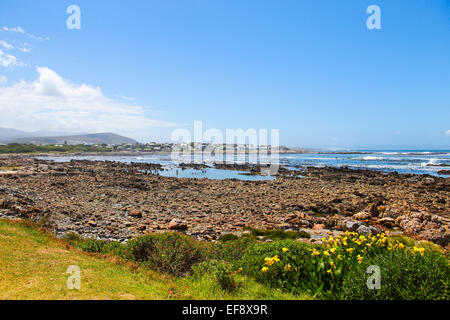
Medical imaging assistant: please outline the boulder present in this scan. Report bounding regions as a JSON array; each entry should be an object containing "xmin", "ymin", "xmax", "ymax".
[
  {"xmin": 353, "ymin": 211, "xmax": 371, "ymax": 220},
  {"xmin": 168, "ymin": 218, "xmax": 188, "ymax": 230},
  {"xmin": 87, "ymin": 220, "xmax": 97, "ymax": 227},
  {"xmin": 379, "ymin": 217, "xmax": 396, "ymax": 228},
  {"xmin": 129, "ymin": 210, "xmax": 142, "ymax": 218},
  {"xmin": 312, "ymin": 223, "xmax": 325, "ymax": 230},
  {"xmin": 356, "ymin": 225, "xmax": 381, "ymax": 234}
]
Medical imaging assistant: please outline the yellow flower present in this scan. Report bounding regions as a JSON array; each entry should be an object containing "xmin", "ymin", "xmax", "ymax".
[
  {"xmin": 324, "ymin": 250, "xmax": 330, "ymax": 257},
  {"xmin": 357, "ymin": 254, "xmax": 364, "ymax": 264},
  {"xmin": 273, "ymin": 255, "xmax": 280, "ymax": 262},
  {"xmin": 346, "ymin": 248, "xmax": 354, "ymax": 254},
  {"xmin": 311, "ymin": 249, "xmax": 321, "ymax": 256},
  {"xmin": 284, "ymin": 264, "xmax": 292, "ymax": 271},
  {"xmin": 330, "ymin": 247, "xmax": 337, "ymax": 254},
  {"xmin": 397, "ymin": 242, "xmax": 405, "ymax": 250},
  {"xmin": 265, "ymin": 258, "xmax": 274, "ymax": 266},
  {"xmin": 327, "ymin": 269, "xmax": 333, "ymax": 274},
  {"xmin": 282, "ymin": 247, "xmax": 289, "ymax": 253},
  {"xmin": 412, "ymin": 247, "xmax": 425, "ymax": 256},
  {"xmin": 261, "ymin": 267, "xmax": 269, "ymax": 273},
  {"xmin": 337, "ymin": 254, "xmax": 343, "ymax": 260}
]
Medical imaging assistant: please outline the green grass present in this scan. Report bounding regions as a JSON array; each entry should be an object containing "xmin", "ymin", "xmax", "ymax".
[{"xmin": 0, "ymin": 219, "xmax": 305, "ymax": 300}]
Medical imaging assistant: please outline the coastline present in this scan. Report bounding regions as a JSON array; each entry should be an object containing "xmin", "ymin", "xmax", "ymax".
[{"xmin": 0, "ymin": 156, "xmax": 448, "ymax": 248}]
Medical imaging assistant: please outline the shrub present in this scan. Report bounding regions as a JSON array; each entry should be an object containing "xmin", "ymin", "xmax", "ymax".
[
  {"xmin": 239, "ymin": 232, "xmax": 399, "ymax": 298},
  {"xmin": 191, "ymin": 259, "xmax": 240, "ymax": 291},
  {"xmin": 238, "ymin": 239, "xmax": 317, "ymax": 280},
  {"xmin": 75, "ymin": 238, "xmax": 107, "ymax": 253},
  {"xmin": 215, "ymin": 262, "xmax": 239, "ymax": 291},
  {"xmin": 125, "ymin": 232, "xmax": 207, "ymax": 276},
  {"xmin": 248, "ymin": 228, "xmax": 310, "ymax": 240},
  {"xmin": 212, "ymin": 236, "xmax": 257, "ymax": 263},
  {"xmin": 341, "ymin": 248, "xmax": 449, "ymax": 300},
  {"xmin": 63, "ymin": 232, "xmax": 81, "ymax": 243},
  {"xmin": 386, "ymin": 234, "xmax": 415, "ymax": 247},
  {"xmin": 218, "ymin": 234, "xmax": 239, "ymax": 242}
]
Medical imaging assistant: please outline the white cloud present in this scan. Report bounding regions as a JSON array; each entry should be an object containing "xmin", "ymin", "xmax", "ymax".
[
  {"xmin": 1, "ymin": 26, "xmax": 25, "ymax": 33},
  {"xmin": 0, "ymin": 40, "xmax": 13, "ymax": 50},
  {"xmin": 446, "ymin": 130, "xmax": 450, "ymax": 136},
  {"xmin": 17, "ymin": 43, "xmax": 32, "ymax": 53},
  {"xmin": 0, "ymin": 75, "xmax": 6, "ymax": 83},
  {"xmin": 0, "ymin": 67, "xmax": 177, "ymax": 138},
  {"xmin": 0, "ymin": 49, "xmax": 23, "ymax": 68},
  {"xmin": 1, "ymin": 26, "xmax": 48, "ymax": 41}
]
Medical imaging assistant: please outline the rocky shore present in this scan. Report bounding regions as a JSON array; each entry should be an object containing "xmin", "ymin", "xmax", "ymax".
[{"xmin": 0, "ymin": 157, "xmax": 448, "ymax": 247}]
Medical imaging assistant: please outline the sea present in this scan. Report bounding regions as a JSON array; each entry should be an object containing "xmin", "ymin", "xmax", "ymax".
[{"xmin": 39, "ymin": 150, "xmax": 450, "ymax": 181}]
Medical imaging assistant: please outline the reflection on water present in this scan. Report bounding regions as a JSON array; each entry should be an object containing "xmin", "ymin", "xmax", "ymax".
[{"xmin": 37, "ymin": 149, "xmax": 450, "ymax": 179}]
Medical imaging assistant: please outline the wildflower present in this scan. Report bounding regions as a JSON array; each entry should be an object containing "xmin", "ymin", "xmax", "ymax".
[
  {"xmin": 330, "ymin": 247, "xmax": 337, "ymax": 254},
  {"xmin": 324, "ymin": 250, "xmax": 330, "ymax": 257},
  {"xmin": 357, "ymin": 254, "xmax": 364, "ymax": 264},
  {"xmin": 311, "ymin": 248, "xmax": 320, "ymax": 256},
  {"xmin": 337, "ymin": 254, "xmax": 343, "ymax": 261},
  {"xmin": 261, "ymin": 267, "xmax": 269, "ymax": 273},
  {"xmin": 327, "ymin": 269, "xmax": 333, "ymax": 274},
  {"xmin": 284, "ymin": 264, "xmax": 292, "ymax": 271},
  {"xmin": 282, "ymin": 247, "xmax": 289, "ymax": 253},
  {"xmin": 265, "ymin": 258, "xmax": 274, "ymax": 266},
  {"xmin": 273, "ymin": 255, "xmax": 280, "ymax": 262},
  {"xmin": 346, "ymin": 248, "xmax": 354, "ymax": 254},
  {"xmin": 397, "ymin": 242, "xmax": 405, "ymax": 250},
  {"xmin": 412, "ymin": 247, "xmax": 425, "ymax": 256}
]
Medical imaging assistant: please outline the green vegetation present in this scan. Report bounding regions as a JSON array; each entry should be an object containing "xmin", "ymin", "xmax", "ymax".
[
  {"xmin": 0, "ymin": 143, "xmax": 113, "ymax": 154},
  {"xmin": 0, "ymin": 219, "xmax": 301, "ymax": 300},
  {"xmin": 342, "ymin": 249, "xmax": 449, "ymax": 300},
  {"xmin": 244, "ymin": 227, "xmax": 311, "ymax": 240},
  {"xmin": 1, "ymin": 219, "xmax": 448, "ymax": 300}
]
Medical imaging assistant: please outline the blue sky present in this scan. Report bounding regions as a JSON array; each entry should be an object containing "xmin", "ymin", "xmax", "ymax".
[{"xmin": 0, "ymin": 0, "xmax": 449, "ymax": 149}]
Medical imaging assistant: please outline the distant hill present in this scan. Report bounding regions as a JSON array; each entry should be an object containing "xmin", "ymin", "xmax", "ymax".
[
  {"xmin": 0, "ymin": 128, "xmax": 31, "ymax": 141},
  {"xmin": 4, "ymin": 133, "xmax": 137, "ymax": 145}
]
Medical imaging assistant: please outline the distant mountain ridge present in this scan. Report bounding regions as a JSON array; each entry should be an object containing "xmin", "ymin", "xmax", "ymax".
[
  {"xmin": 0, "ymin": 127, "xmax": 31, "ymax": 141},
  {"xmin": 2, "ymin": 132, "xmax": 137, "ymax": 145}
]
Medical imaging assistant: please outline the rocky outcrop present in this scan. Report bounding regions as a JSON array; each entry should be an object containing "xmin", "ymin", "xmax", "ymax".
[{"xmin": 0, "ymin": 157, "xmax": 448, "ymax": 246}]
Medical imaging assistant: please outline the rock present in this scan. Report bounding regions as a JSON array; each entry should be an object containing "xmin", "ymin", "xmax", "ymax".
[
  {"xmin": 265, "ymin": 238, "xmax": 273, "ymax": 243},
  {"xmin": 168, "ymin": 218, "xmax": 188, "ymax": 230},
  {"xmin": 312, "ymin": 223, "xmax": 325, "ymax": 230},
  {"xmin": 0, "ymin": 199, "xmax": 3, "ymax": 208},
  {"xmin": 379, "ymin": 217, "xmax": 396, "ymax": 228},
  {"xmin": 368, "ymin": 204, "xmax": 379, "ymax": 216},
  {"xmin": 353, "ymin": 211, "xmax": 371, "ymax": 220},
  {"xmin": 345, "ymin": 220, "xmax": 362, "ymax": 231},
  {"xmin": 356, "ymin": 225, "xmax": 381, "ymax": 234},
  {"xmin": 87, "ymin": 220, "xmax": 97, "ymax": 227},
  {"xmin": 129, "ymin": 210, "xmax": 142, "ymax": 218}
]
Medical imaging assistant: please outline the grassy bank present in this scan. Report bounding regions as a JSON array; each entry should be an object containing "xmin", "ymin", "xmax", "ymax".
[
  {"xmin": 0, "ymin": 219, "xmax": 302, "ymax": 300},
  {"xmin": 1, "ymin": 218, "xmax": 448, "ymax": 300}
]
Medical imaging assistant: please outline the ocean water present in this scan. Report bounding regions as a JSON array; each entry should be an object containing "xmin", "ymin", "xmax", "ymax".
[{"xmin": 39, "ymin": 150, "xmax": 450, "ymax": 180}]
